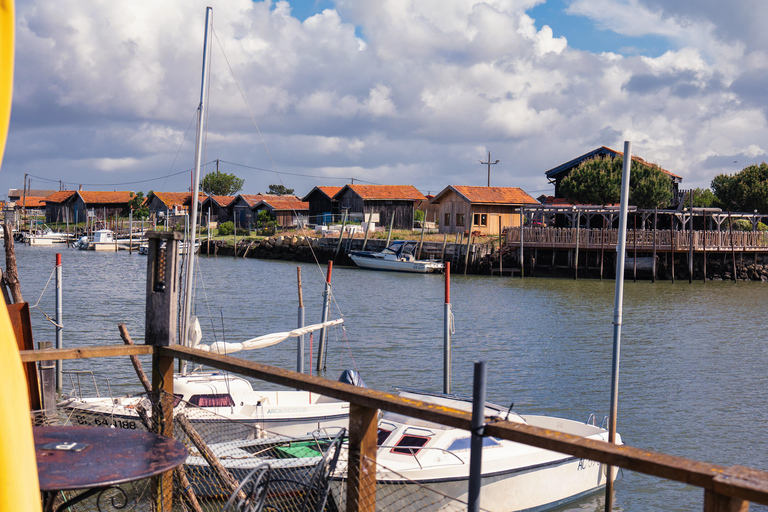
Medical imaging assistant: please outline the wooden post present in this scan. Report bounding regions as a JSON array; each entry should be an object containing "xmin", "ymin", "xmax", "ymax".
[
  {"xmin": 703, "ymin": 211, "xmax": 707, "ymax": 282},
  {"xmin": 600, "ymin": 216, "xmax": 606, "ymax": 280},
  {"xmin": 703, "ymin": 488, "xmax": 749, "ymax": 512},
  {"xmin": 633, "ymin": 215, "xmax": 637, "ymax": 282},
  {"xmin": 385, "ymin": 212, "xmax": 395, "ymax": 247},
  {"xmin": 417, "ymin": 214, "xmax": 426, "ymax": 259},
  {"xmin": 498, "ymin": 216, "xmax": 503, "ymax": 277},
  {"xmin": 573, "ymin": 209, "xmax": 580, "ymax": 280},
  {"xmin": 145, "ymin": 231, "xmax": 181, "ymax": 512},
  {"xmin": 463, "ymin": 211, "xmax": 474, "ymax": 275},
  {"xmin": 346, "ymin": 403, "xmax": 378, "ymax": 512},
  {"xmin": 728, "ymin": 211, "xmax": 738, "ymax": 281},
  {"xmin": 361, "ymin": 213, "xmax": 371, "ymax": 251},
  {"xmin": 441, "ymin": 233, "xmax": 448, "ymax": 262},
  {"xmin": 335, "ymin": 209, "xmax": 349, "ymax": 261},
  {"xmin": 652, "ymin": 208, "xmax": 657, "ymax": 283},
  {"xmin": 519, "ymin": 207, "xmax": 524, "ymax": 278},
  {"xmin": 671, "ymin": 214, "xmax": 676, "ymax": 283}
]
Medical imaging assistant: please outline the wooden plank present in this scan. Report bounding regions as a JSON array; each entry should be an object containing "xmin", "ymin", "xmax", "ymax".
[
  {"xmin": 7, "ymin": 302, "xmax": 42, "ymax": 410},
  {"xmin": 704, "ymin": 488, "xmax": 750, "ymax": 512},
  {"xmin": 159, "ymin": 345, "xmax": 768, "ymax": 504},
  {"xmin": 346, "ymin": 403, "xmax": 378, "ymax": 512},
  {"xmin": 19, "ymin": 345, "xmax": 153, "ymax": 362}
]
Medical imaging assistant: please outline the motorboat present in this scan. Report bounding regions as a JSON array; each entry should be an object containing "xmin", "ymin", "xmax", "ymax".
[
  {"xmin": 349, "ymin": 240, "xmax": 444, "ymax": 273},
  {"xmin": 87, "ymin": 229, "xmax": 117, "ymax": 251},
  {"xmin": 60, "ymin": 371, "xmax": 352, "ymax": 441},
  {"xmin": 24, "ymin": 226, "xmax": 70, "ymax": 245},
  {"xmin": 329, "ymin": 389, "xmax": 621, "ymax": 512}
]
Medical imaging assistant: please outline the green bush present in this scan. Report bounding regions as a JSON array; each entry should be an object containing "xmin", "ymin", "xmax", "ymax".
[
  {"xmin": 730, "ymin": 219, "xmax": 766, "ymax": 232},
  {"xmin": 414, "ymin": 210, "xmax": 425, "ymax": 222},
  {"xmin": 218, "ymin": 221, "xmax": 235, "ymax": 236}
]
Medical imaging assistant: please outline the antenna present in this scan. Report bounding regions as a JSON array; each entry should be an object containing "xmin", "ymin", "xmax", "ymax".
[{"xmin": 479, "ymin": 151, "xmax": 500, "ymax": 187}]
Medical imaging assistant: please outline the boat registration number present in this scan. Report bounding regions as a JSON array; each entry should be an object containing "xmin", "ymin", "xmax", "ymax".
[{"xmin": 73, "ymin": 414, "xmax": 139, "ymax": 430}]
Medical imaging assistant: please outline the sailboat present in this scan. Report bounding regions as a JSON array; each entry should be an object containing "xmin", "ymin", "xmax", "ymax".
[{"xmin": 60, "ymin": 7, "xmax": 353, "ymax": 440}]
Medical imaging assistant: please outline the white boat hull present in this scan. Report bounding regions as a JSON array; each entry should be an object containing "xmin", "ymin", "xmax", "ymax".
[
  {"xmin": 331, "ymin": 454, "xmax": 609, "ymax": 512},
  {"xmin": 349, "ymin": 254, "xmax": 444, "ymax": 273}
]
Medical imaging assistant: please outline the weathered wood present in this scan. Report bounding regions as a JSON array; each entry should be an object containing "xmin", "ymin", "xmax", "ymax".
[
  {"xmin": 177, "ymin": 414, "xmax": 248, "ymax": 503},
  {"xmin": 8, "ymin": 302, "xmax": 42, "ymax": 410},
  {"xmin": 704, "ymin": 488, "xmax": 749, "ymax": 512},
  {"xmin": 118, "ymin": 323, "xmax": 152, "ymax": 395},
  {"xmin": 156, "ymin": 345, "xmax": 768, "ymax": 505},
  {"xmin": 346, "ymin": 403, "xmax": 378, "ymax": 512},
  {"xmin": 3, "ymin": 223, "xmax": 23, "ymax": 303},
  {"xmin": 145, "ymin": 232, "xmax": 182, "ymax": 347},
  {"xmin": 151, "ymin": 352, "xmax": 174, "ymax": 511},
  {"xmin": 19, "ymin": 345, "xmax": 153, "ymax": 362}
]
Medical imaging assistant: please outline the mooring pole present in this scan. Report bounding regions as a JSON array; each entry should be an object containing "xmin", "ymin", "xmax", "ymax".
[
  {"xmin": 54, "ymin": 253, "xmax": 62, "ymax": 393},
  {"xmin": 605, "ymin": 141, "xmax": 632, "ymax": 511},
  {"xmin": 519, "ymin": 207, "xmax": 524, "ymax": 278},
  {"xmin": 443, "ymin": 262, "xmax": 452, "ymax": 394},
  {"xmin": 385, "ymin": 213, "xmax": 395, "ymax": 247},
  {"xmin": 297, "ymin": 267, "xmax": 305, "ymax": 374},
  {"xmin": 468, "ymin": 360, "xmax": 487, "ymax": 512},
  {"xmin": 334, "ymin": 209, "xmax": 348, "ymax": 260},
  {"xmin": 317, "ymin": 261, "xmax": 333, "ymax": 374}
]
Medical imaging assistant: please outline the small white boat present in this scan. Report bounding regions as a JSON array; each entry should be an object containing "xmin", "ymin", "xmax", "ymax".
[
  {"xmin": 330, "ymin": 389, "xmax": 621, "ymax": 512},
  {"xmin": 24, "ymin": 226, "xmax": 70, "ymax": 245},
  {"xmin": 87, "ymin": 229, "xmax": 118, "ymax": 251},
  {"xmin": 349, "ymin": 240, "xmax": 444, "ymax": 273},
  {"xmin": 60, "ymin": 371, "xmax": 352, "ymax": 441}
]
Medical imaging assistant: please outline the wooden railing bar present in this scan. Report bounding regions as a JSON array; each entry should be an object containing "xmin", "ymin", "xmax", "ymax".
[
  {"xmin": 20, "ymin": 343, "xmax": 768, "ymax": 506},
  {"xmin": 19, "ymin": 345, "xmax": 153, "ymax": 362}
]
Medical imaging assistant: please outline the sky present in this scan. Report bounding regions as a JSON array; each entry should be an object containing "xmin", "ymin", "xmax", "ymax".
[{"xmin": 4, "ymin": 0, "xmax": 768, "ymax": 200}]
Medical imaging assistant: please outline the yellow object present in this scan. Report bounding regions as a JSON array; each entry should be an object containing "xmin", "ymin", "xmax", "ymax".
[{"xmin": 0, "ymin": 1, "xmax": 42, "ymax": 510}]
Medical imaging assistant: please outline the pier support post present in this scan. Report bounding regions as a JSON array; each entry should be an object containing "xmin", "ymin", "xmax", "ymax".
[
  {"xmin": 145, "ymin": 230, "xmax": 182, "ymax": 512},
  {"xmin": 297, "ymin": 267, "xmax": 305, "ymax": 374},
  {"xmin": 317, "ymin": 261, "xmax": 333, "ymax": 374}
]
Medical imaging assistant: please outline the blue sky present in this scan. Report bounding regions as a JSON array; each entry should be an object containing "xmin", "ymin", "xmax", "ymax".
[{"xmin": 4, "ymin": 0, "xmax": 768, "ymax": 199}]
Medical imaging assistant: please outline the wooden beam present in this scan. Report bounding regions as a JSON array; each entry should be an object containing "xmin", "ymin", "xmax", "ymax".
[
  {"xmin": 346, "ymin": 403, "xmax": 378, "ymax": 512},
  {"xmin": 19, "ymin": 345, "xmax": 153, "ymax": 362}
]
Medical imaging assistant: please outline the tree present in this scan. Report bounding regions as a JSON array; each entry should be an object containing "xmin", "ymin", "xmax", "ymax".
[
  {"xmin": 683, "ymin": 188, "xmax": 716, "ymax": 208},
  {"xmin": 201, "ymin": 172, "xmax": 244, "ymax": 196},
  {"xmin": 267, "ymin": 184, "xmax": 294, "ymax": 195},
  {"xmin": 560, "ymin": 156, "xmax": 672, "ymax": 208},
  {"xmin": 128, "ymin": 191, "xmax": 149, "ymax": 219},
  {"xmin": 711, "ymin": 162, "xmax": 768, "ymax": 213}
]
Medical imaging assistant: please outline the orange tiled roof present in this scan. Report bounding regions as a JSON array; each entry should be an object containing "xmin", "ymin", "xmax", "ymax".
[
  {"xmin": 336, "ymin": 184, "xmax": 426, "ymax": 201},
  {"xmin": 17, "ymin": 197, "xmax": 46, "ymax": 208},
  {"xmin": 43, "ymin": 191, "xmax": 77, "ymax": 203},
  {"xmin": 78, "ymin": 191, "xmax": 138, "ymax": 204},
  {"xmin": 152, "ymin": 192, "xmax": 191, "ymax": 207},
  {"xmin": 317, "ymin": 186, "xmax": 343, "ymax": 199},
  {"xmin": 257, "ymin": 197, "xmax": 309, "ymax": 211},
  {"xmin": 235, "ymin": 194, "xmax": 271, "ymax": 207},
  {"xmin": 437, "ymin": 186, "xmax": 539, "ymax": 205},
  {"xmin": 207, "ymin": 195, "xmax": 234, "ymax": 207}
]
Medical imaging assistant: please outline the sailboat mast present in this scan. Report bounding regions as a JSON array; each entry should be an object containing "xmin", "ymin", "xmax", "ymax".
[{"xmin": 181, "ymin": 6, "xmax": 212, "ymax": 368}]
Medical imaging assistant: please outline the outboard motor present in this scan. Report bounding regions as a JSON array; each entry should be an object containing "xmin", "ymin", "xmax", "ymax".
[{"xmin": 338, "ymin": 369, "xmax": 367, "ymax": 388}]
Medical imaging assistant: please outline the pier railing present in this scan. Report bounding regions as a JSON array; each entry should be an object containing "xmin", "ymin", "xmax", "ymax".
[
  {"xmin": 508, "ymin": 226, "xmax": 768, "ymax": 252},
  {"xmin": 19, "ymin": 343, "xmax": 768, "ymax": 512}
]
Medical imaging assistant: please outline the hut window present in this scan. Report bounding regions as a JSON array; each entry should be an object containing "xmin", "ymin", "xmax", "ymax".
[
  {"xmin": 456, "ymin": 213, "xmax": 465, "ymax": 226},
  {"xmin": 189, "ymin": 394, "xmax": 235, "ymax": 407},
  {"xmin": 474, "ymin": 214, "xmax": 488, "ymax": 226},
  {"xmin": 391, "ymin": 434, "xmax": 430, "ymax": 455},
  {"xmin": 444, "ymin": 213, "xmax": 450, "ymax": 226}
]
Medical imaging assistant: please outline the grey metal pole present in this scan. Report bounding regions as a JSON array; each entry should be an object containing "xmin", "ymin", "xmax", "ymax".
[
  {"xmin": 55, "ymin": 253, "xmax": 63, "ymax": 393},
  {"xmin": 297, "ymin": 267, "xmax": 305, "ymax": 374},
  {"xmin": 605, "ymin": 141, "xmax": 632, "ymax": 510},
  {"xmin": 317, "ymin": 261, "xmax": 333, "ymax": 374},
  {"xmin": 443, "ymin": 262, "xmax": 451, "ymax": 394},
  {"xmin": 468, "ymin": 360, "xmax": 487, "ymax": 512}
]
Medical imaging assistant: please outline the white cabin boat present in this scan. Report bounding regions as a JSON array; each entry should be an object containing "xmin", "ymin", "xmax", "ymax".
[
  {"xmin": 24, "ymin": 227, "xmax": 70, "ymax": 246},
  {"xmin": 87, "ymin": 229, "xmax": 117, "ymax": 251},
  {"xmin": 330, "ymin": 390, "xmax": 620, "ymax": 512},
  {"xmin": 349, "ymin": 240, "xmax": 444, "ymax": 273},
  {"xmin": 60, "ymin": 372, "xmax": 351, "ymax": 440}
]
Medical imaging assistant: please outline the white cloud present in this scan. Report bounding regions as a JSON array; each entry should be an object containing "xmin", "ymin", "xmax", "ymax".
[{"xmin": 4, "ymin": 0, "xmax": 768, "ymax": 196}]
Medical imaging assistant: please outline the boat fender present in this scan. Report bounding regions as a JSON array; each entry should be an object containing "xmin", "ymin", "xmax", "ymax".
[{"xmin": 338, "ymin": 369, "xmax": 367, "ymax": 388}]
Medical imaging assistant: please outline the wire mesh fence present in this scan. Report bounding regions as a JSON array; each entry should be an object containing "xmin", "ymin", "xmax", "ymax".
[{"xmin": 33, "ymin": 389, "xmax": 475, "ymax": 512}]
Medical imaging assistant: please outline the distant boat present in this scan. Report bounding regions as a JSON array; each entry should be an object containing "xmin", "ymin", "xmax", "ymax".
[
  {"xmin": 87, "ymin": 229, "xmax": 117, "ymax": 251},
  {"xmin": 24, "ymin": 226, "xmax": 70, "ymax": 246},
  {"xmin": 349, "ymin": 240, "xmax": 444, "ymax": 273}
]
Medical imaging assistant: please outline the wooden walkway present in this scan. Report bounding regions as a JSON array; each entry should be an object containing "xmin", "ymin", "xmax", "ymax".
[{"xmin": 507, "ymin": 227, "xmax": 768, "ymax": 252}]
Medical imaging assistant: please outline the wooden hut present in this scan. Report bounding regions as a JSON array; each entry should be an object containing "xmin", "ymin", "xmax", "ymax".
[
  {"xmin": 301, "ymin": 186, "xmax": 342, "ymax": 224},
  {"xmin": 200, "ymin": 195, "xmax": 234, "ymax": 226},
  {"xmin": 254, "ymin": 196, "xmax": 309, "ymax": 228},
  {"xmin": 544, "ymin": 146, "xmax": 682, "ymax": 205},
  {"xmin": 145, "ymin": 192, "xmax": 192, "ymax": 218},
  {"xmin": 332, "ymin": 185, "xmax": 426, "ymax": 230},
  {"xmin": 71, "ymin": 191, "xmax": 137, "ymax": 223},
  {"xmin": 228, "ymin": 194, "xmax": 271, "ymax": 228},
  {"xmin": 43, "ymin": 191, "xmax": 77, "ymax": 223},
  {"xmin": 430, "ymin": 185, "xmax": 539, "ymax": 235}
]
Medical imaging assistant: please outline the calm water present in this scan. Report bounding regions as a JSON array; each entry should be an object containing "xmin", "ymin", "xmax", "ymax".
[{"xmin": 14, "ymin": 244, "xmax": 768, "ymax": 512}]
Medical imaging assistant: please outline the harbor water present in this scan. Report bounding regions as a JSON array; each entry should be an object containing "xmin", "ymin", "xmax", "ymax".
[{"xmin": 14, "ymin": 244, "xmax": 768, "ymax": 512}]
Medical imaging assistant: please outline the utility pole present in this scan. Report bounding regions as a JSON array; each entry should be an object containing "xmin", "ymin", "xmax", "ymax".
[{"xmin": 479, "ymin": 151, "xmax": 499, "ymax": 187}]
